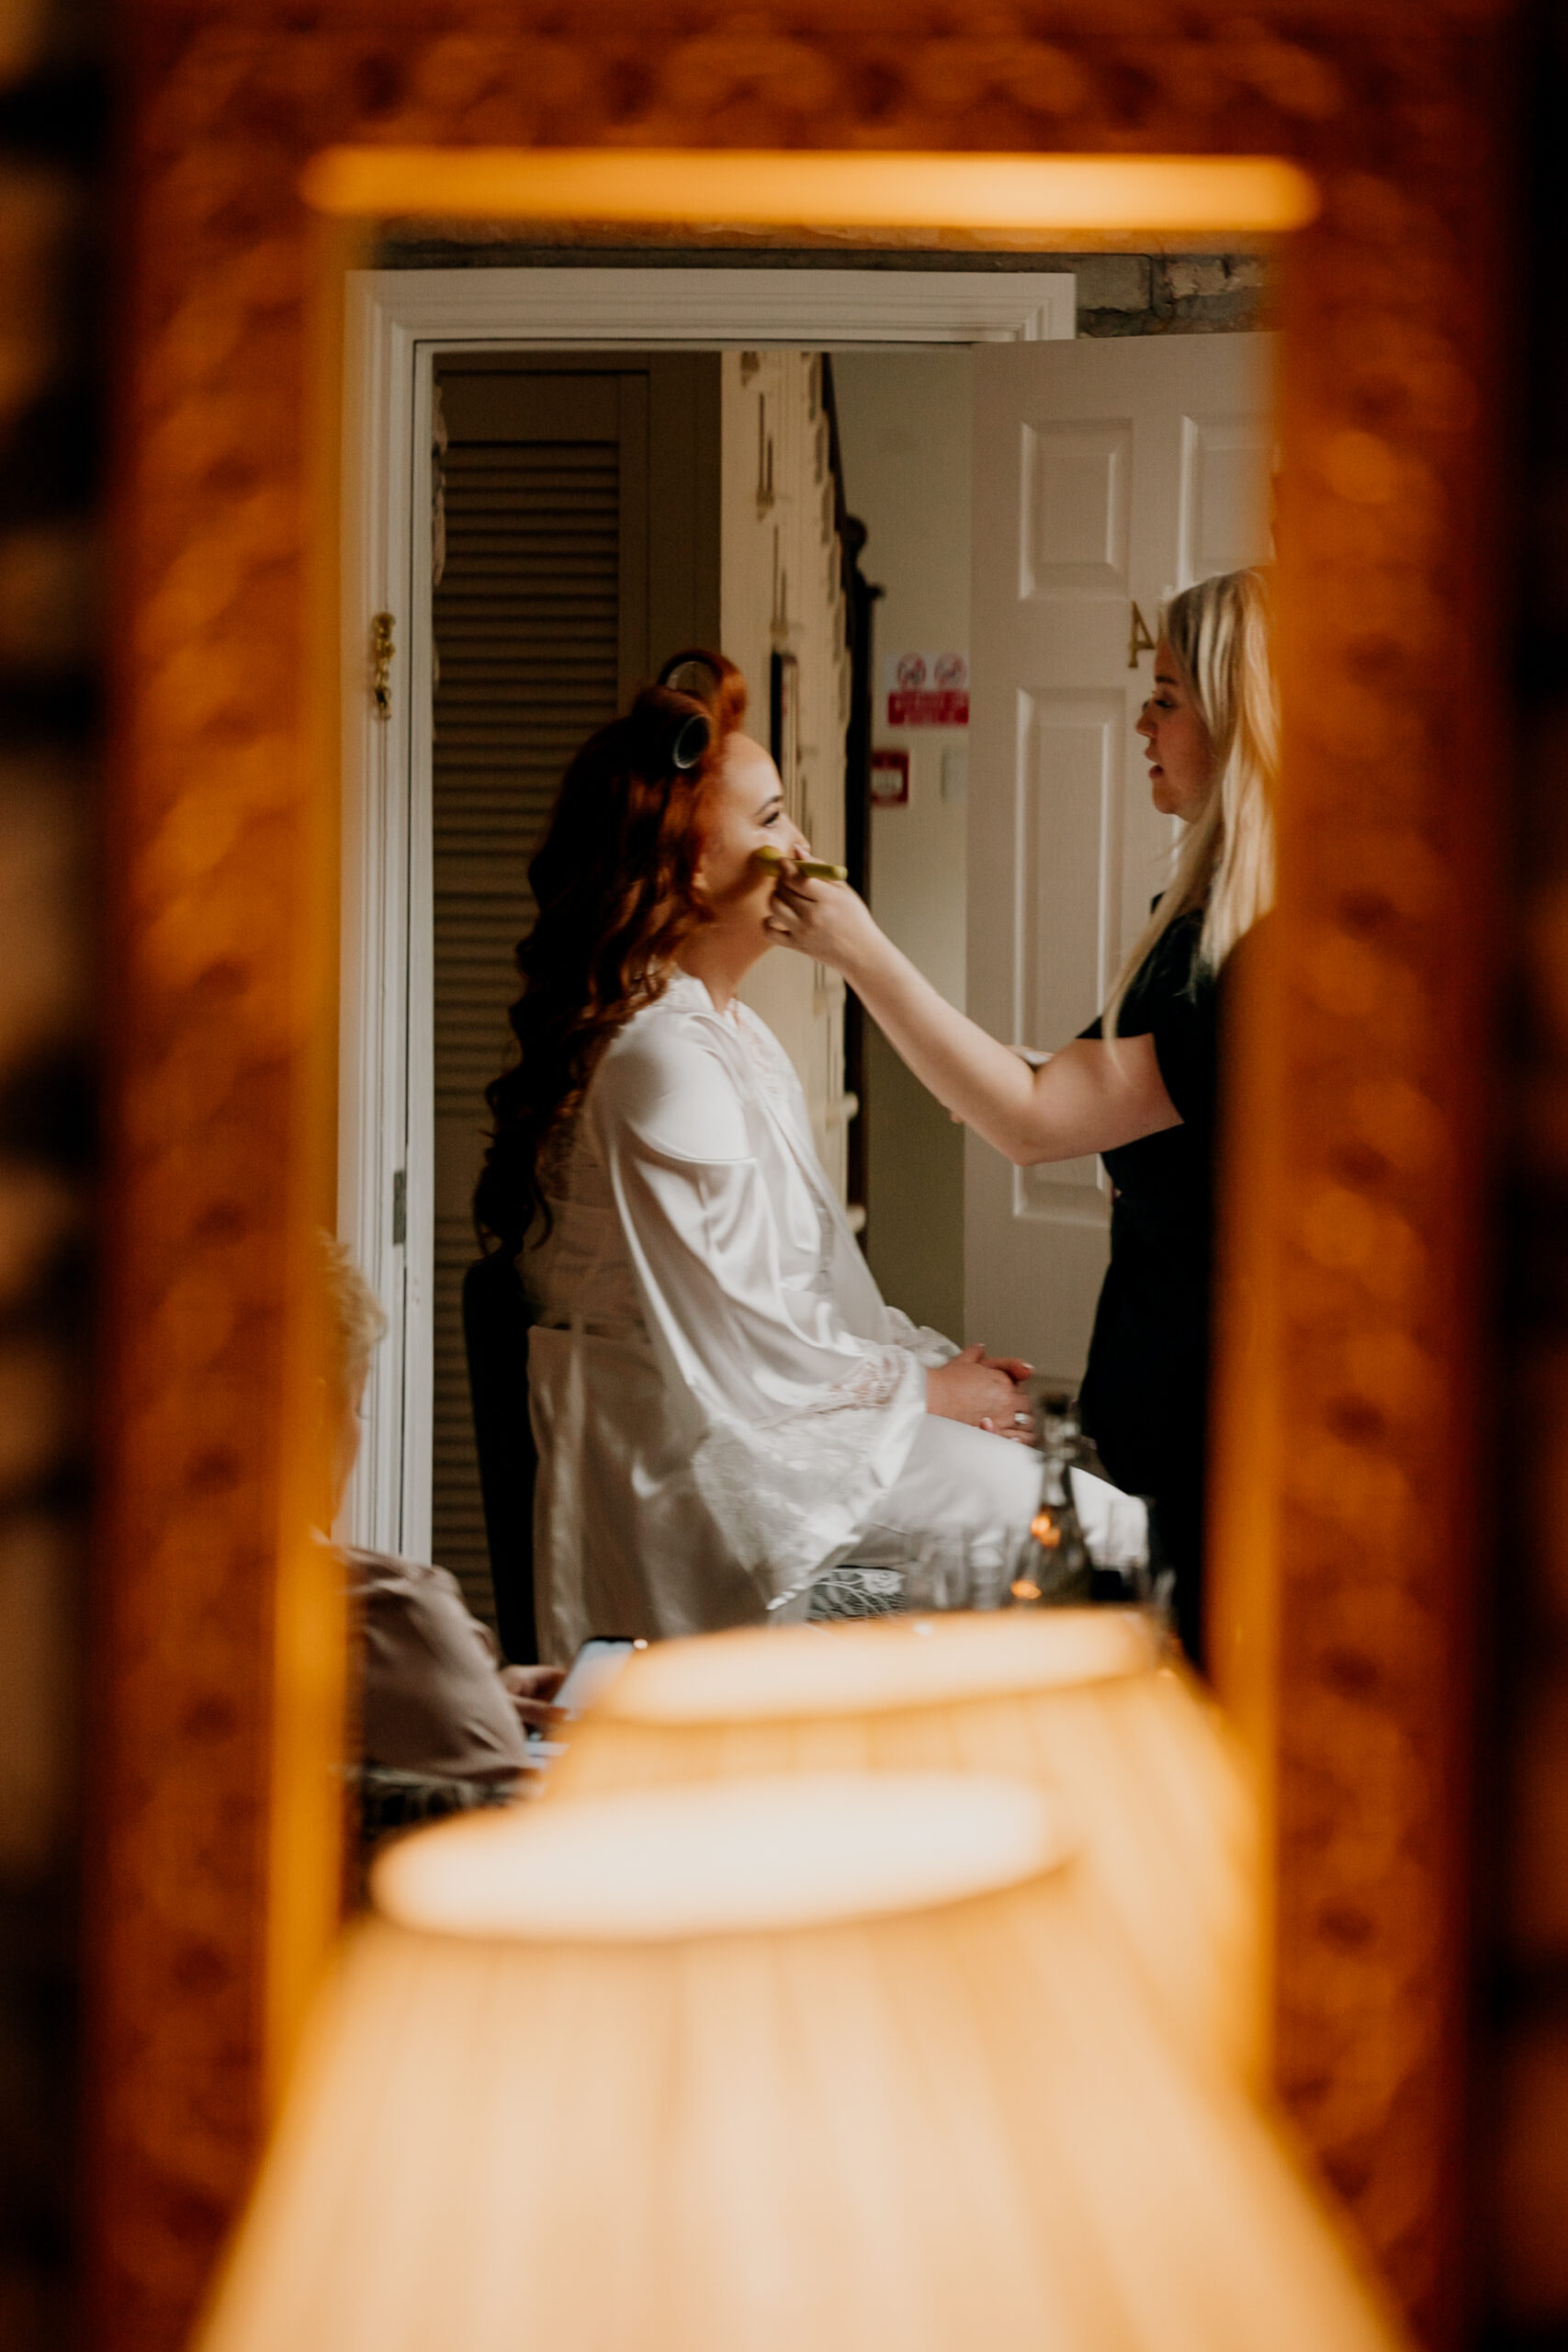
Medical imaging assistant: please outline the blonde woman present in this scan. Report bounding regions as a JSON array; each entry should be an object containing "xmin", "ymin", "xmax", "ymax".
[{"xmin": 765, "ymin": 568, "xmax": 1279, "ymax": 1663}]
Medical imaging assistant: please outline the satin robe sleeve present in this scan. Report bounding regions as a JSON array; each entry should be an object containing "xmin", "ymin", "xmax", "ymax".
[
  {"xmin": 589, "ymin": 1012, "xmax": 931, "ymax": 1604},
  {"xmin": 882, "ymin": 1306, "xmax": 962, "ymax": 1369}
]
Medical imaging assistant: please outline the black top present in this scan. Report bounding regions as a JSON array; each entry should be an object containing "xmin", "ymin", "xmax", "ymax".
[{"xmin": 1076, "ymin": 910, "xmax": 1218, "ymax": 1643}]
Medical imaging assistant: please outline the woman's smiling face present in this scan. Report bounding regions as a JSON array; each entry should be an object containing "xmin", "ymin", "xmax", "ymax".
[
  {"xmin": 695, "ymin": 733, "xmax": 808, "ymax": 940},
  {"xmin": 1134, "ymin": 641, "xmax": 1214, "ymax": 821}
]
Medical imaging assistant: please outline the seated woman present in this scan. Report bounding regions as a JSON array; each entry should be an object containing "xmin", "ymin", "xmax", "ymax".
[{"xmin": 474, "ymin": 654, "xmax": 1041, "ymax": 1660}]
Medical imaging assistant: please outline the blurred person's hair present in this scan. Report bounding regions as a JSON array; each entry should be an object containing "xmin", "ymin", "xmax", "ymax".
[
  {"xmin": 319, "ymin": 1231, "xmax": 388, "ymax": 1408},
  {"xmin": 1105, "ymin": 566, "xmax": 1278, "ymax": 1035},
  {"xmin": 474, "ymin": 652, "xmax": 748, "ymax": 1258}
]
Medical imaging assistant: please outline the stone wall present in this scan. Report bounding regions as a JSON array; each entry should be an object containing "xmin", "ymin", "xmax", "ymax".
[{"xmin": 1073, "ymin": 252, "xmax": 1269, "ymax": 335}]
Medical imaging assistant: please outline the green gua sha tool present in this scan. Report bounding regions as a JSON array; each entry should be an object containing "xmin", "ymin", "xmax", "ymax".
[{"xmin": 754, "ymin": 846, "xmax": 849, "ymax": 881}]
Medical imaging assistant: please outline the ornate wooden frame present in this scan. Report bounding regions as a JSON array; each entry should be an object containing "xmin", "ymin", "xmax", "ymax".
[{"xmin": 96, "ymin": 7, "xmax": 1513, "ymax": 2347}]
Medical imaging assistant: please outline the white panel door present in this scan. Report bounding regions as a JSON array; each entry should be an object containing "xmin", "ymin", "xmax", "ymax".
[{"xmin": 965, "ymin": 334, "xmax": 1276, "ymax": 1379}]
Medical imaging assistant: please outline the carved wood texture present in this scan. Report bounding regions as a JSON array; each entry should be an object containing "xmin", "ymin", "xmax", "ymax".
[{"xmin": 96, "ymin": 6, "xmax": 1512, "ymax": 2347}]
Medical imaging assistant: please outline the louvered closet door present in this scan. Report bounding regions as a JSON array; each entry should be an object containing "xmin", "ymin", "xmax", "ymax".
[{"xmin": 430, "ymin": 368, "xmax": 647, "ymax": 1625}]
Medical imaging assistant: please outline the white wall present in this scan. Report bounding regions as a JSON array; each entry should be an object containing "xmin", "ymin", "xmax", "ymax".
[
  {"xmin": 832, "ymin": 349, "xmax": 973, "ymax": 1337},
  {"xmin": 721, "ymin": 348, "xmax": 854, "ymax": 1202},
  {"xmin": 833, "ymin": 349, "xmax": 972, "ymax": 1004}
]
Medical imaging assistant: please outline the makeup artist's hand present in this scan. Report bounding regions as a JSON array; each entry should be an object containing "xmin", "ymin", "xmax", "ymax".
[{"xmin": 763, "ymin": 866, "xmax": 883, "ymax": 976}]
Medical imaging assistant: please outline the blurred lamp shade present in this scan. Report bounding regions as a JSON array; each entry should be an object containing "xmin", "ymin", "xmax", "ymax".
[
  {"xmin": 194, "ymin": 1774, "xmax": 1403, "ymax": 2352},
  {"xmin": 552, "ymin": 1608, "xmax": 1261, "ymax": 2080}
]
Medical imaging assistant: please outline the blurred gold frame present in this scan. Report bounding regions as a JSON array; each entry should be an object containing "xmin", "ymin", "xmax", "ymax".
[{"xmin": 95, "ymin": 10, "xmax": 1509, "ymax": 2347}]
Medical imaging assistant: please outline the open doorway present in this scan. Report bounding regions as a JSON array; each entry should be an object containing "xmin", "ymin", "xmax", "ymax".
[
  {"xmin": 425, "ymin": 343, "xmax": 862, "ymax": 1612},
  {"xmin": 339, "ymin": 259, "xmax": 1273, "ymax": 1634}
]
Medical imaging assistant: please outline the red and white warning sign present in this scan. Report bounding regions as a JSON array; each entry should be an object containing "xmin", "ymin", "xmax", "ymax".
[{"xmin": 885, "ymin": 650, "xmax": 969, "ymax": 728}]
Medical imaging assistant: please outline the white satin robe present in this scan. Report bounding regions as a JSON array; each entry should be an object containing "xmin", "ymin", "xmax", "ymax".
[{"xmin": 522, "ymin": 971, "xmax": 1034, "ymax": 1660}]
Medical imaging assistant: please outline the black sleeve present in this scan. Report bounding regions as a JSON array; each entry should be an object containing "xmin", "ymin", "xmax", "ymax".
[
  {"xmin": 1078, "ymin": 912, "xmax": 1217, "ymax": 1133},
  {"xmin": 1148, "ymin": 982, "xmax": 1217, "ymax": 1135}
]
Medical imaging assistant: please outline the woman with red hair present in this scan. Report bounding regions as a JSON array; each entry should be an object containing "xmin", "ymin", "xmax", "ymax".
[{"xmin": 476, "ymin": 653, "xmax": 1039, "ymax": 1659}]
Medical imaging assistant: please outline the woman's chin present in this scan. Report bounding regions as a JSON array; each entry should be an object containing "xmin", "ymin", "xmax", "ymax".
[
  {"xmin": 745, "ymin": 888, "xmax": 782, "ymax": 940},
  {"xmin": 707, "ymin": 894, "xmax": 778, "ymax": 963}
]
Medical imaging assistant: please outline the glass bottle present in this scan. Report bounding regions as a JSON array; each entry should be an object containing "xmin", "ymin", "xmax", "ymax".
[{"xmin": 1010, "ymin": 1391, "xmax": 1092, "ymax": 1607}]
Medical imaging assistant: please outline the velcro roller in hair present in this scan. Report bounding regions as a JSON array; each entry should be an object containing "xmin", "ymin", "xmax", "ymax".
[{"xmin": 669, "ymin": 709, "xmax": 711, "ymax": 772}]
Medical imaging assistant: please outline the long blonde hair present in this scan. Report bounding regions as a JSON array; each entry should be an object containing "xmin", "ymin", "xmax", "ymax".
[{"xmin": 1104, "ymin": 566, "xmax": 1278, "ymax": 1035}]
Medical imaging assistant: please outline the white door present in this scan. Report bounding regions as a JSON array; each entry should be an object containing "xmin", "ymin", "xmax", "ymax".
[{"xmin": 965, "ymin": 333, "xmax": 1276, "ymax": 1379}]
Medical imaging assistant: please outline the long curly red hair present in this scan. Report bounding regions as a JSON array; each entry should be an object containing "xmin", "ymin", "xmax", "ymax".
[{"xmin": 474, "ymin": 651, "xmax": 748, "ymax": 1255}]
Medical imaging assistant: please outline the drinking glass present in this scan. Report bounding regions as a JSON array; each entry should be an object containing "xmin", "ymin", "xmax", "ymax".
[{"xmin": 902, "ymin": 1530, "xmax": 1013, "ymax": 1614}]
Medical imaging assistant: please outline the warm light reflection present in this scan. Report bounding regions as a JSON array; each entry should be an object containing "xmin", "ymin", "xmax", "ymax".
[
  {"xmin": 195, "ymin": 1772, "xmax": 1404, "ymax": 2352},
  {"xmin": 299, "ymin": 147, "xmax": 1319, "ymax": 236},
  {"xmin": 598, "ymin": 1607, "xmax": 1155, "ymax": 1724},
  {"xmin": 374, "ymin": 1772, "xmax": 1067, "ymax": 1941},
  {"xmin": 554, "ymin": 1612, "xmax": 1261, "ymax": 2085}
]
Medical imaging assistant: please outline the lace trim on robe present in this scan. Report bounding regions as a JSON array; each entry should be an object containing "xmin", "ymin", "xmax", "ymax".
[{"xmin": 807, "ymin": 1351, "xmax": 908, "ymax": 1415}]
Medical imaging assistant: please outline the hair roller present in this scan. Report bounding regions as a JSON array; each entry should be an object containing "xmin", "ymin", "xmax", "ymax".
[
  {"xmin": 627, "ymin": 688, "xmax": 711, "ymax": 779},
  {"xmin": 669, "ymin": 708, "xmax": 711, "ymax": 771},
  {"xmin": 659, "ymin": 652, "xmax": 724, "ymax": 708}
]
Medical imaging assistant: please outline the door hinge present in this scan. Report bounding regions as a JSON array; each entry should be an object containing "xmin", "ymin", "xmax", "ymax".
[
  {"xmin": 371, "ymin": 611, "xmax": 396, "ymax": 718},
  {"xmin": 391, "ymin": 1167, "xmax": 407, "ymax": 1246}
]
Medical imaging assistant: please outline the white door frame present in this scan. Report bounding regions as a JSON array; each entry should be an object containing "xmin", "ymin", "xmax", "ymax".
[{"xmin": 338, "ymin": 266, "xmax": 1074, "ymax": 1556}]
